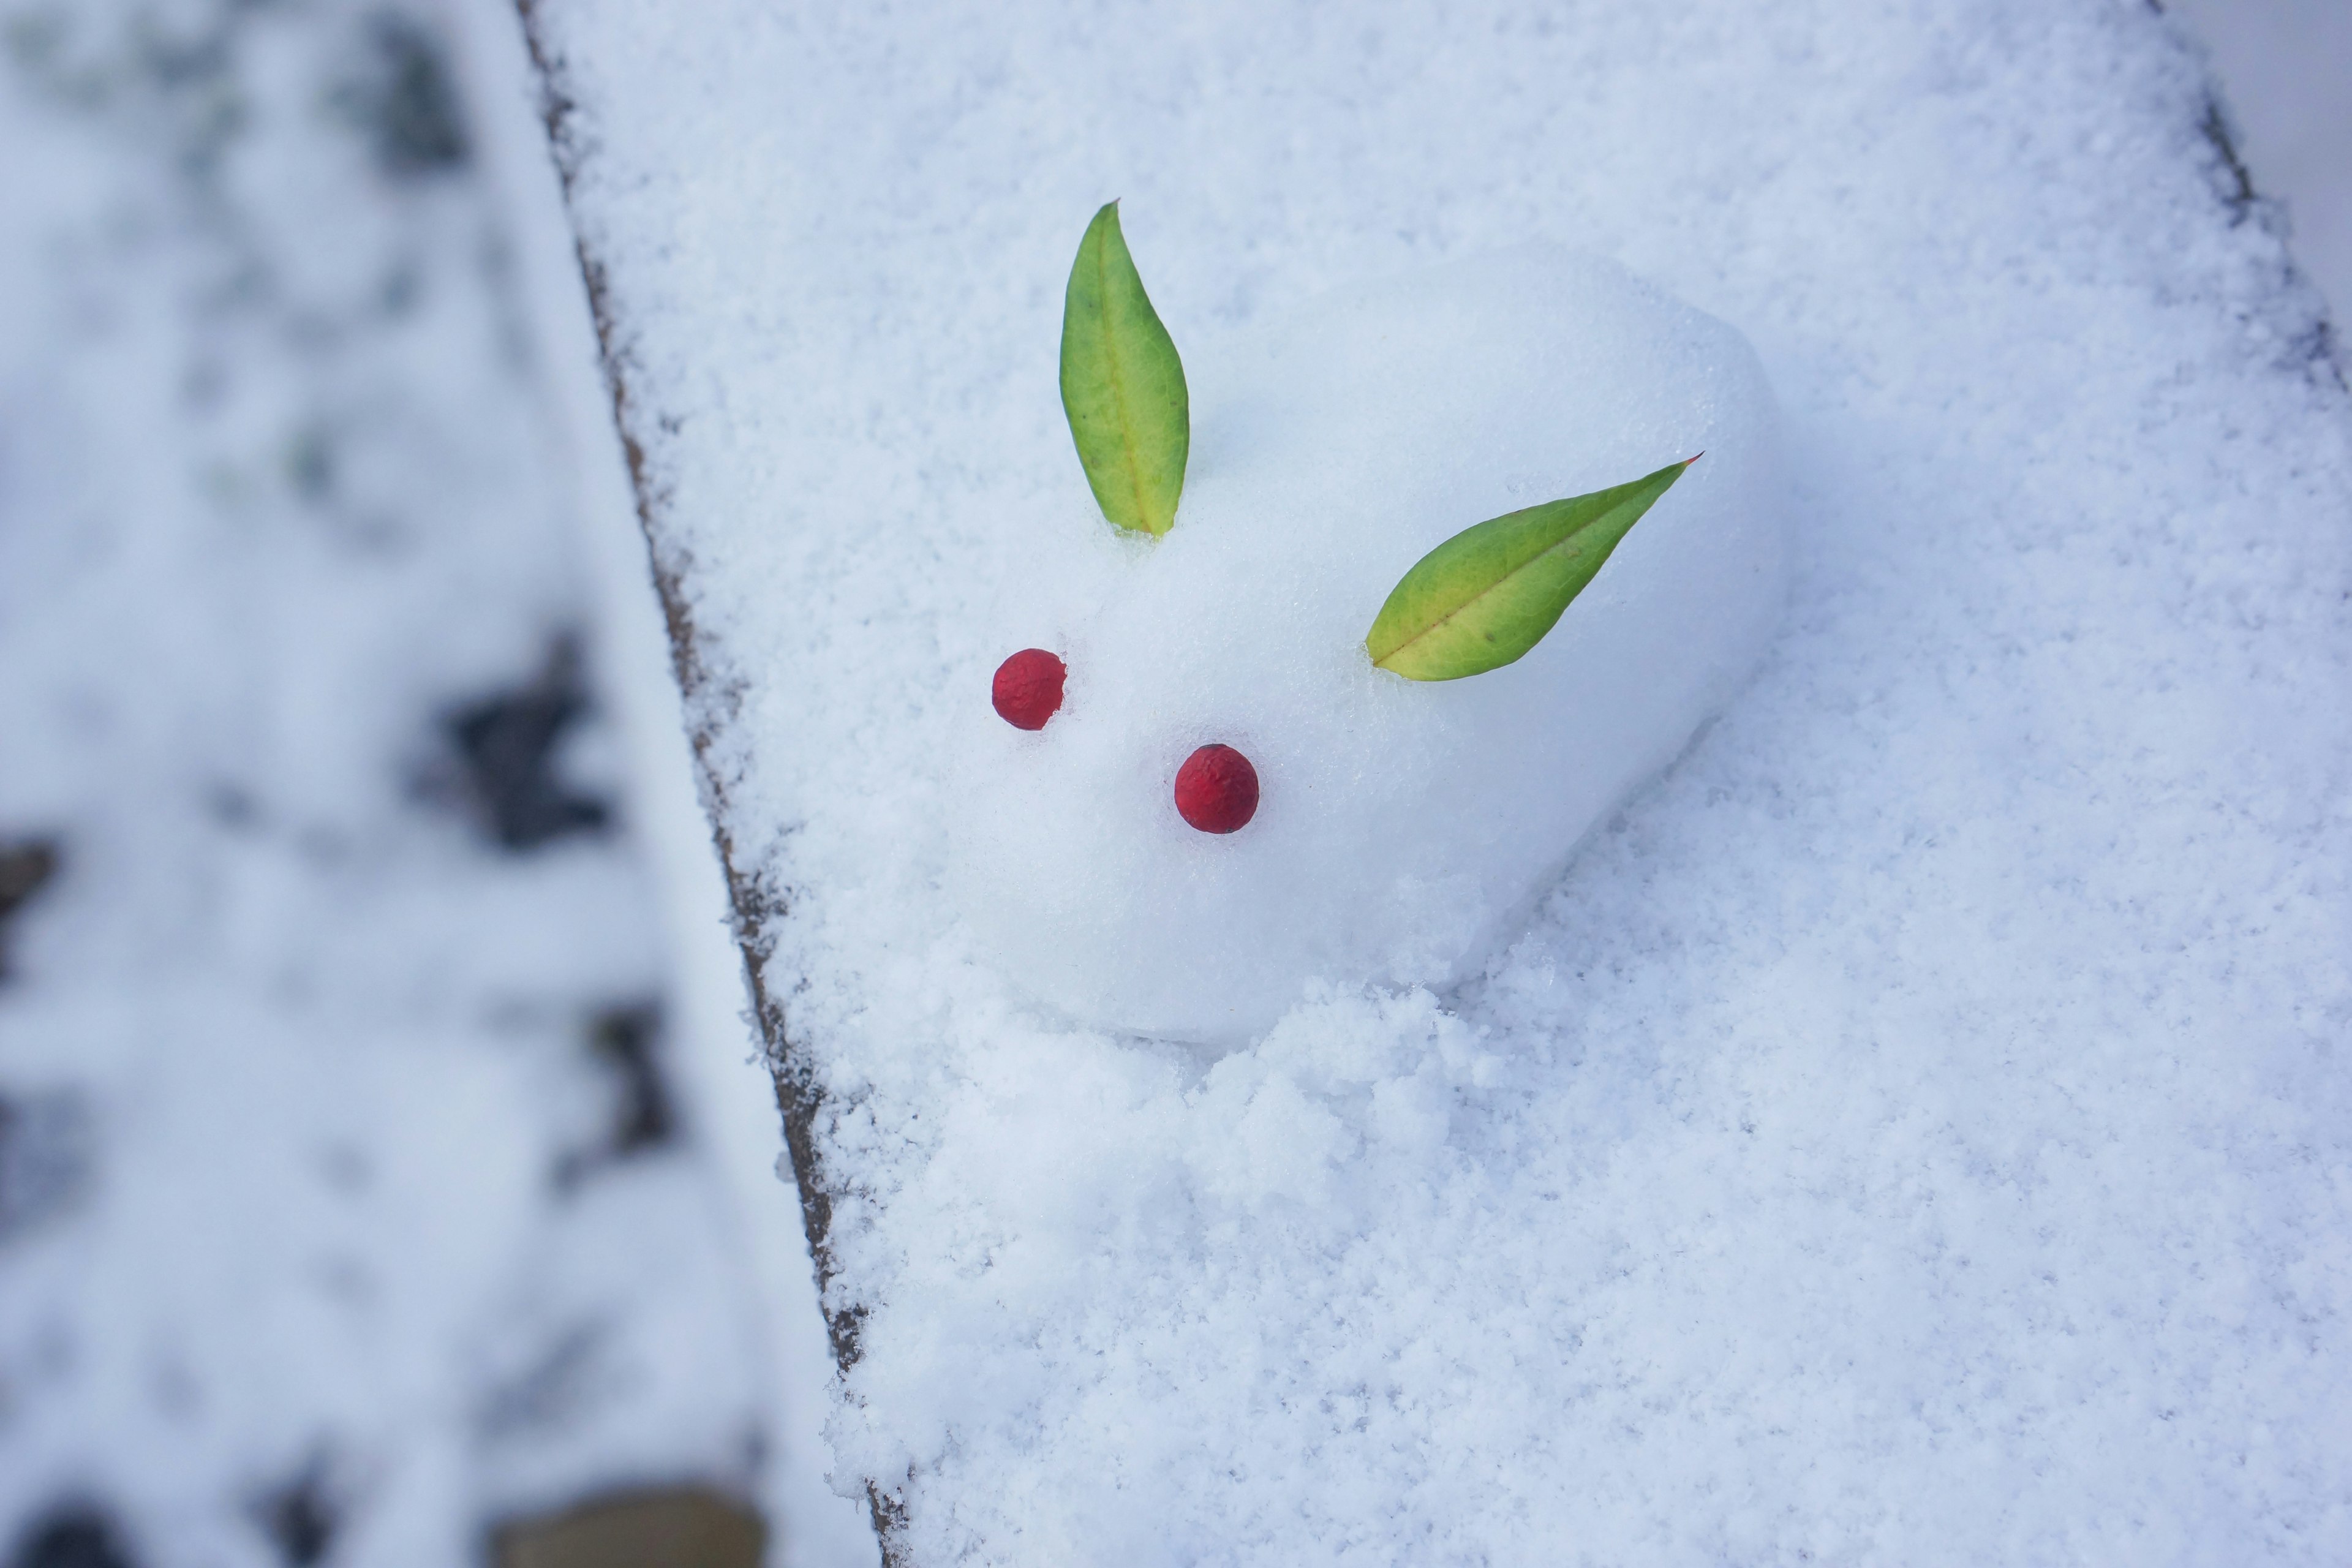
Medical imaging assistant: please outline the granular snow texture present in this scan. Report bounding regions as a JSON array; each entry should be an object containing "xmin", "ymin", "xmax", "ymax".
[
  {"xmin": 521, "ymin": 0, "xmax": 2352, "ymax": 1561},
  {"xmin": 0, "ymin": 2, "xmax": 779, "ymax": 1560}
]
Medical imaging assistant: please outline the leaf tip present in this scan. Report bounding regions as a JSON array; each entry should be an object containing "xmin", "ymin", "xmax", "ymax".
[{"xmin": 1361, "ymin": 456, "xmax": 1697, "ymax": 682}]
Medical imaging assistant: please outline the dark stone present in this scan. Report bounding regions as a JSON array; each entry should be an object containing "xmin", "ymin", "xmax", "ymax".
[{"xmin": 440, "ymin": 635, "xmax": 612, "ymax": 853}]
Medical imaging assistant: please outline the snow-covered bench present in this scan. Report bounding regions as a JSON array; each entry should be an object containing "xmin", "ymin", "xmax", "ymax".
[{"xmin": 514, "ymin": 1, "xmax": 2352, "ymax": 1560}]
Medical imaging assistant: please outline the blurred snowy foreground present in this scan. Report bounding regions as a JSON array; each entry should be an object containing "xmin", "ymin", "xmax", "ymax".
[
  {"xmin": 0, "ymin": 2, "xmax": 865, "ymax": 1565},
  {"xmin": 521, "ymin": 0, "xmax": 2352, "ymax": 1562}
]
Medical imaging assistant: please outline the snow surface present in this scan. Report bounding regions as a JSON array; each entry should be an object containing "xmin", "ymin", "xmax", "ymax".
[
  {"xmin": 526, "ymin": 0, "xmax": 2352, "ymax": 1561},
  {"xmin": 953, "ymin": 249, "xmax": 1784, "ymax": 1041},
  {"xmin": 0, "ymin": 2, "xmax": 810, "ymax": 1561}
]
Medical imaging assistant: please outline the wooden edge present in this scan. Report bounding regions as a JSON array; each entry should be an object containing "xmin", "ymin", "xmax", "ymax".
[
  {"xmin": 507, "ymin": 4, "xmax": 910, "ymax": 1559},
  {"xmin": 491, "ymin": 1485, "xmax": 766, "ymax": 1568}
]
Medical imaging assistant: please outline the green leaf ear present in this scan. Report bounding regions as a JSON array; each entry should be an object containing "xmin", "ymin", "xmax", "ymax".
[
  {"xmin": 1365, "ymin": 456, "xmax": 1698, "ymax": 681},
  {"xmin": 1060, "ymin": 202, "xmax": 1189, "ymax": 537}
]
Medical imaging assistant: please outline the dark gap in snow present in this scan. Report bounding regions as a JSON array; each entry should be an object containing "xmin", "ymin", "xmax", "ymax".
[
  {"xmin": 556, "ymin": 1001, "xmax": 678, "ymax": 1187},
  {"xmin": 474, "ymin": 1322, "xmax": 609, "ymax": 1444},
  {"xmin": 589, "ymin": 1002, "xmax": 674, "ymax": 1158},
  {"xmin": 332, "ymin": 10, "xmax": 469, "ymax": 178},
  {"xmin": 435, "ymin": 635, "xmax": 612, "ymax": 853},
  {"xmin": 285, "ymin": 423, "xmax": 334, "ymax": 506},
  {"xmin": 203, "ymin": 782, "xmax": 260, "ymax": 832},
  {"xmin": 6, "ymin": 1505, "xmax": 134, "ymax": 1568},
  {"xmin": 251, "ymin": 1452, "xmax": 339, "ymax": 1568},
  {"xmin": 377, "ymin": 258, "xmax": 422, "ymax": 318},
  {"xmin": 0, "ymin": 838, "xmax": 61, "ymax": 981},
  {"xmin": 0, "ymin": 1090, "xmax": 93, "ymax": 1244}
]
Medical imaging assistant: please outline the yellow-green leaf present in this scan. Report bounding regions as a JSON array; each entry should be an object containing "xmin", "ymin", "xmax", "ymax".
[
  {"xmin": 1060, "ymin": 202, "xmax": 1189, "ymax": 537},
  {"xmin": 1366, "ymin": 458, "xmax": 1697, "ymax": 681}
]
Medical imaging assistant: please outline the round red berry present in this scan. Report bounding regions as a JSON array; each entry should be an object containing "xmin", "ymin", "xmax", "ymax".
[
  {"xmin": 991, "ymin": 649, "xmax": 1066, "ymax": 730},
  {"xmin": 1174, "ymin": 744, "xmax": 1259, "ymax": 834}
]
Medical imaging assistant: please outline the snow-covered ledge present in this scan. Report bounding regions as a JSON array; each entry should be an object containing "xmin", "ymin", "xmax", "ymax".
[{"xmin": 514, "ymin": 1, "xmax": 2352, "ymax": 1561}]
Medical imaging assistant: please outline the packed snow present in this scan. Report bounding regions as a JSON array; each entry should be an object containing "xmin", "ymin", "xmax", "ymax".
[
  {"xmin": 524, "ymin": 0, "xmax": 2352, "ymax": 1562},
  {"xmin": 952, "ymin": 249, "xmax": 1784, "ymax": 1041}
]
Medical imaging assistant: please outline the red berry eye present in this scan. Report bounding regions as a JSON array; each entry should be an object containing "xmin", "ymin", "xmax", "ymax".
[
  {"xmin": 991, "ymin": 649, "xmax": 1066, "ymax": 730},
  {"xmin": 1174, "ymin": 744, "xmax": 1259, "ymax": 834}
]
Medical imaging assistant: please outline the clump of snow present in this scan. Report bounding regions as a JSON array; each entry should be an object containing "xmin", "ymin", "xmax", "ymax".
[{"xmin": 952, "ymin": 250, "xmax": 1783, "ymax": 1041}]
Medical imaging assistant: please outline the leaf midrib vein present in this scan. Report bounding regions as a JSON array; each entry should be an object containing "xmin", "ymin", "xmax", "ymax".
[
  {"xmin": 1095, "ymin": 232, "xmax": 1154, "ymax": 532},
  {"xmin": 1379, "ymin": 514, "xmax": 1604, "ymax": 666}
]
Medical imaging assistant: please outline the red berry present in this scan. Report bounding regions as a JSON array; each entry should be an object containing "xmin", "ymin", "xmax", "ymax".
[
  {"xmin": 1174, "ymin": 744, "xmax": 1259, "ymax": 834},
  {"xmin": 991, "ymin": 649, "xmax": 1066, "ymax": 730}
]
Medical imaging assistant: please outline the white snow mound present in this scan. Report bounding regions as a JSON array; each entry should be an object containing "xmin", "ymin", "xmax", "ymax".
[{"xmin": 951, "ymin": 249, "xmax": 1785, "ymax": 1041}]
